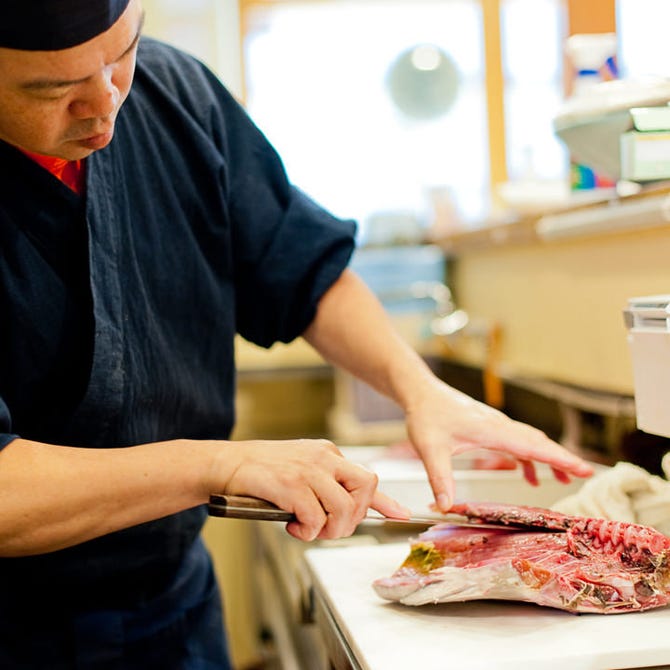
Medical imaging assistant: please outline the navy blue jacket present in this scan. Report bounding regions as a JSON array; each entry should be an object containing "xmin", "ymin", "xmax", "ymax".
[{"xmin": 0, "ymin": 37, "xmax": 355, "ymax": 609}]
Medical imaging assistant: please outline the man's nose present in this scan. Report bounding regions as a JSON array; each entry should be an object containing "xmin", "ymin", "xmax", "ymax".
[{"xmin": 68, "ymin": 66, "xmax": 120, "ymax": 119}]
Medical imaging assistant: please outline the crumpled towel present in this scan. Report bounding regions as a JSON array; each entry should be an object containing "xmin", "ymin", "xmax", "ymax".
[{"xmin": 552, "ymin": 454, "xmax": 670, "ymax": 536}]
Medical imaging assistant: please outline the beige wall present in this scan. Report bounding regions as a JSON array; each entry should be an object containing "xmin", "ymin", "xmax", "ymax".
[
  {"xmin": 444, "ymin": 205, "xmax": 670, "ymax": 395},
  {"xmin": 141, "ymin": 0, "xmax": 244, "ymax": 98},
  {"xmin": 202, "ymin": 519, "xmax": 262, "ymax": 670}
]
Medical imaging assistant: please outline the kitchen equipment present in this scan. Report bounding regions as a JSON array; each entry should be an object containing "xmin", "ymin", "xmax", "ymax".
[
  {"xmin": 349, "ymin": 244, "xmax": 446, "ymax": 315},
  {"xmin": 553, "ymin": 76, "xmax": 670, "ymax": 181},
  {"xmin": 564, "ymin": 32, "xmax": 619, "ymax": 190},
  {"xmin": 305, "ymin": 542, "xmax": 670, "ymax": 670},
  {"xmin": 207, "ymin": 494, "xmax": 541, "ymax": 531},
  {"xmin": 621, "ymin": 107, "xmax": 670, "ymax": 181},
  {"xmin": 624, "ymin": 294, "xmax": 670, "ymax": 438}
]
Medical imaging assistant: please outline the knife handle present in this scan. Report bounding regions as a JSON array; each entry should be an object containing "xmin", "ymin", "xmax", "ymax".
[{"xmin": 208, "ymin": 494, "xmax": 295, "ymax": 522}]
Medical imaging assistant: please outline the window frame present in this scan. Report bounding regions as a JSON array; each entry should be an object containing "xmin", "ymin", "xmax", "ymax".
[{"xmin": 238, "ymin": 0, "xmax": 615, "ymax": 210}]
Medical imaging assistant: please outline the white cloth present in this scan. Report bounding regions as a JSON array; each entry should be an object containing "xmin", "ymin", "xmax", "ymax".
[{"xmin": 552, "ymin": 456, "xmax": 670, "ymax": 536}]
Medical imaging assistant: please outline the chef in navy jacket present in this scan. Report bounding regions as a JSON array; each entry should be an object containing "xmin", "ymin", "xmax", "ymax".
[{"xmin": 0, "ymin": 0, "xmax": 594, "ymax": 667}]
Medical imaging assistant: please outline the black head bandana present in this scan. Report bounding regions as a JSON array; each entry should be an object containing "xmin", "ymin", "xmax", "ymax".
[{"xmin": 0, "ymin": 0, "xmax": 131, "ymax": 51}]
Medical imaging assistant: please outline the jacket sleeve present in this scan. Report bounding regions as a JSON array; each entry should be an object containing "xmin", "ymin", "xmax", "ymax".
[
  {"xmin": 135, "ymin": 40, "xmax": 358, "ymax": 348},
  {"xmin": 0, "ymin": 395, "xmax": 18, "ymax": 449},
  {"xmin": 172, "ymin": 48, "xmax": 357, "ymax": 347}
]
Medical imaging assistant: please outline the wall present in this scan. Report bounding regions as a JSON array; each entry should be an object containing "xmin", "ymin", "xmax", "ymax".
[
  {"xmin": 141, "ymin": 0, "xmax": 244, "ymax": 98},
  {"xmin": 441, "ymin": 192, "xmax": 670, "ymax": 395}
]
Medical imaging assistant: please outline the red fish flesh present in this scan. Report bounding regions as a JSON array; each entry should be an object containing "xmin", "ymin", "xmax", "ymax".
[{"xmin": 373, "ymin": 501, "xmax": 670, "ymax": 614}]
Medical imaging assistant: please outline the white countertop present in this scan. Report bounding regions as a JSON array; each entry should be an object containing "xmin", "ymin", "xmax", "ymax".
[{"xmin": 305, "ymin": 542, "xmax": 670, "ymax": 670}]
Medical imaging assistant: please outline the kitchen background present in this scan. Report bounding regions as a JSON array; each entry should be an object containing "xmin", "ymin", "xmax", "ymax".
[{"xmin": 140, "ymin": 1, "xmax": 670, "ymax": 668}]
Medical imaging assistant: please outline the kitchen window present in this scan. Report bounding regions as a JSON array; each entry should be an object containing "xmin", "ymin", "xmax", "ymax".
[
  {"xmin": 241, "ymin": 0, "xmax": 568, "ymax": 234},
  {"xmin": 617, "ymin": 0, "xmax": 670, "ymax": 78}
]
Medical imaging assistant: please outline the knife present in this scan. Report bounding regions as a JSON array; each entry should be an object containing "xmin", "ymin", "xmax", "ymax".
[{"xmin": 207, "ymin": 494, "xmax": 529, "ymax": 531}]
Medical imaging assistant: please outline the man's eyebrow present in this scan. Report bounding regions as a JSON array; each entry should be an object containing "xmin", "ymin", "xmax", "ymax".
[{"xmin": 20, "ymin": 11, "xmax": 145, "ymax": 91}]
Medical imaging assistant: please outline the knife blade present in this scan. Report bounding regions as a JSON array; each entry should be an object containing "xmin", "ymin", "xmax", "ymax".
[{"xmin": 207, "ymin": 494, "xmax": 532, "ymax": 531}]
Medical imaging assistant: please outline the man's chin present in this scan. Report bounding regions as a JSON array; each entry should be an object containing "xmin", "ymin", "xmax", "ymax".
[
  {"xmin": 65, "ymin": 148, "xmax": 98, "ymax": 160},
  {"xmin": 57, "ymin": 130, "xmax": 114, "ymax": 159}
]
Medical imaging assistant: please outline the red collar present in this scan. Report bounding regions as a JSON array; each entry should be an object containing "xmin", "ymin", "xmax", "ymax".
[{"xmin": 20, "ymin": 149, "xmax": 86, "ymax": 194}]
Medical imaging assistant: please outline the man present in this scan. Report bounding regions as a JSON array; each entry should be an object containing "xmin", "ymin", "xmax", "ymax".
[{"xmin": 0, "ymin": 1, "xmax": 593, "ymax": 667}]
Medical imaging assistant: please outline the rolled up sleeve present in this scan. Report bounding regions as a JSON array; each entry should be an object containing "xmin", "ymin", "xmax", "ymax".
[{"xmin": 0, "ymin": 396, "xmax": 18, "ymax": 450}]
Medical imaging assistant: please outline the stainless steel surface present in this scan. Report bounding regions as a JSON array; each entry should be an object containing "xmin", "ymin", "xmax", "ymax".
[{"xmin": 311, "ymin": 586, "xmax": 362, "ymax": 670}]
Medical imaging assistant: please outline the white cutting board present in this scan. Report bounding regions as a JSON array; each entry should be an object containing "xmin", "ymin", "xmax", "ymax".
[{"xmin": 304, "ymin": 543, "xmax": 670, "ymax": 670}]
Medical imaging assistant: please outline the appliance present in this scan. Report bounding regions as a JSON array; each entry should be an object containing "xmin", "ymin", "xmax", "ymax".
[
  {"xmin": 624, "ymin": 294, "xmax": 670, "ymax": 438},
  {"xmin": 554, "ymin": 77, "xmax": 670, "ymax": 181}
]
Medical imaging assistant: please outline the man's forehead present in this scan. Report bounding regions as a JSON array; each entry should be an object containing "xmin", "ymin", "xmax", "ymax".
[{"xmin": 0, "ymin": 0, "xmax": 131, "ymax": 52}]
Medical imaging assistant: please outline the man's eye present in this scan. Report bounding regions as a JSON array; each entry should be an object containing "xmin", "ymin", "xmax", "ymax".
[{"xmin": 35, "ymin": 88, "xmax": 70, "ymax": 100}]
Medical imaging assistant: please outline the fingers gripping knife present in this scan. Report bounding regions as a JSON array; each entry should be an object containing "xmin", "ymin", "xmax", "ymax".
[{"xmin": 207, "ymin": 494, "xmax": 542, "ymax": 530}]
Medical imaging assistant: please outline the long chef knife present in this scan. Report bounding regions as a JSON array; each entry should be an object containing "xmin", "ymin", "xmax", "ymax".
[{"xmin": 207, "ymin": 494, "xmax": 535, "ymax": 531}]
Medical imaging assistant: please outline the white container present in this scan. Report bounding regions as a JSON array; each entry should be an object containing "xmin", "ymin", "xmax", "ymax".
[
  {"xmin": 553, "ymin": 76, "xmax": 670, "ymax": 180},
  {"xmin": 349, "ymin": 244, "xmax": 446, "ymax": 315},
  {"xmin": 624, "ymin": 294, "xmax": 670, "ymax": 438},
  {"xmin": 341, "ymin": 447, "xmax": 598, "ymax": 511},
  {"xmin": 620, "ymin": 106, "xmax": 670, "ymax": 181}
]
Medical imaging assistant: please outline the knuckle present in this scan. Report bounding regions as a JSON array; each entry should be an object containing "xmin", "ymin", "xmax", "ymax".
[
  {"xmin": 365, "ymin": 470, "xmax": 379, "ymax": 488},
  {"xmin": 341, "ymin": 496, "xmax": 356, "ymax": 516},
  {"xmin": 314, "ymin": 439, "xmax": 338, "ymax": 455},
  {"xmin": 294, "ymin": 504, "xmax": 326, "ymax": 531}
]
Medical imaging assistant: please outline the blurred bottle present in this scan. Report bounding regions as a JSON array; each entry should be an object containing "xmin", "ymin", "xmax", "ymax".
[{"xmin": 564, "ymin": 33, "xmax": 619, "ymax": 190}]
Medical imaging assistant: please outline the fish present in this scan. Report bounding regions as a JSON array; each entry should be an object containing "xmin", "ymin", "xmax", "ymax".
[{"xmin": 372, "ymin": 501, "xmax": 670, "ymax": 614}]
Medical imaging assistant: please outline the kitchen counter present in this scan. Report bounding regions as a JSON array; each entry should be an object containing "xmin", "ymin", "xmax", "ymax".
[
  {"xmin": 250, "ymin": 448, "xmax": 610, "ymax": 669},
  {"xmin": 305, "ymin": 542, "xmax": 670, "ymax": 670}
]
